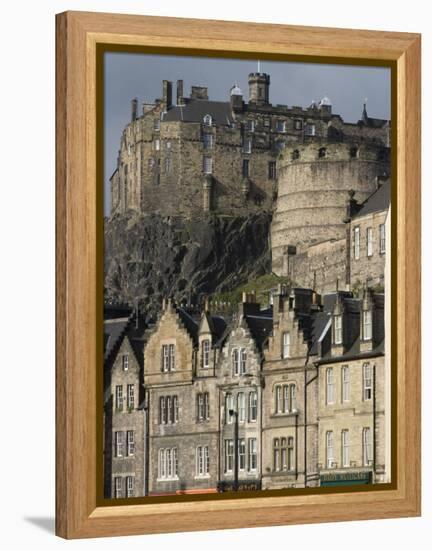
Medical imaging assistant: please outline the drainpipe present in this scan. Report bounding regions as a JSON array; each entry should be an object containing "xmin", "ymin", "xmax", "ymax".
[
  {"xmin": 304, "ymin": 353, "xmax": 318, "ymax": 488},
  {"xmin": 295, "ymin": 412, "xmax": 298, "ymax": 480},
  {"xmin": 143, "ymin": 391, "xmax": 150, "ymax": 496},
  {"xmin": 373, "ymin": 363, "xmax": 377, "ymax": 483}
]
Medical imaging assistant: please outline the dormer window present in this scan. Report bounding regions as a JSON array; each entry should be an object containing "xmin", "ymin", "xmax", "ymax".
[
  {"xmin": 161, "ymin": 344, "xmax": 175, "ymax": 372},
  {"xmin": 247, "ymin": 120, "xmax": 255, "ymax": 132},
  {"xmin": 334, "ymin": 314, "xmax": 342, "ymax": 345},
  {"xmin": 122, "ymin": 354, "xmax": 129, "ymax": 371},
  {"xmin": 282, "ymin": 332, "xmax": 291, "ymax": 358},
  {"xmin": 202, "ymin": 339, "xmax": 210, "ymax": 368},
  {"xmin": 203, "ymin": 114, "xmax": 212, "ymax": 126},
  {"xmin": 154, "ymin": 118, "xmax": 160, "ymax": 131},
  {"xmin": 362, "ymin": 310, "xmax": 372, "ymax": 341}
]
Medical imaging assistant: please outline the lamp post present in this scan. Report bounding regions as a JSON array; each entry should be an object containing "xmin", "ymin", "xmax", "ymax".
[{"xmin": 229, "ymin": 409, "xmax": 239, "ymax": 491}]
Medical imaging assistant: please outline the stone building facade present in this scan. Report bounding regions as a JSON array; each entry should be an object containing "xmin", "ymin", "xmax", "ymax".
[
  {"xmin": 103, "ymin": 287, "xmax": 388, "ymax": 497},
  {"xmin": 347, "ymin": 181, "xmax": 390, "ymax": 290},
  {"xmin": 274, "ymin": 175, "xmax": 391, "ymax": 295},
  {"xmin": 315, "ymin": 289, "xmax": 388, "ymax": 486},
  {"xmin": 103, "ymin": 308, "xmax": 146, "ymax": 498},
  {"xmin": 110, "ymin": 73, "xmax": 389, "ymax": 220},
  {"xmin": 217, "ymin": 300, "xmax": 272, "ymax": 491}
]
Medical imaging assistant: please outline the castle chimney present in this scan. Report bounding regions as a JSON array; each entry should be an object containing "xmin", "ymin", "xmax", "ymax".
[
  {"xmin": 131, "ymin": 97, "xmax": 138, "ymax": 121},
  {"xmin": 162, "ymin": 80, "xmax": 173, "ymax": 111},
  {"xmin": 176, "ymin": 80, "xmax": 184, "ymax": 106}
]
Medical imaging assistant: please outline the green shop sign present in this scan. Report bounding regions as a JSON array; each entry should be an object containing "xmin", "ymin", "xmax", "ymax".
[{"xmin": 320, "ymin": 471, "xmax": 372, "ymax": 487}]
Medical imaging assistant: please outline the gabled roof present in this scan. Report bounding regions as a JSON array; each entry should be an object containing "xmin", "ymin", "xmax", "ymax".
[
  {"xmin": 352, "ymin": 180, "xmax": 390, "ymax": 219},
  {"xmin": 163, "ymin": 100, "xmax": 234, "ymax": 126}
]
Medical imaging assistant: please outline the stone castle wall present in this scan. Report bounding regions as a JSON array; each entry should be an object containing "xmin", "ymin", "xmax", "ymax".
[
  {"xmin": 110, "ymin": 76, "xmax": 390, "ymax": 220},
  {"xmin": 271, "ymin": 143, "xmax": 390, "ymax": 276}
]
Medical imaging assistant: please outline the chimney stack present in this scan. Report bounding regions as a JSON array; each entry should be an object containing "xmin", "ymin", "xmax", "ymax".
[
  {"xmin": 176, "ymin": 80, "xmax": 184, "ymax": 106},
  {"xmin": 131, "ymin": 97, "xmax": 138, "ymax": 121},
  {"xmin": 162, "ymin": 80, "xmax": 173, "ymax": 111}
]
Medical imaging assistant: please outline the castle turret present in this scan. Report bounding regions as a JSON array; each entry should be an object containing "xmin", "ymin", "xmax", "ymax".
[
  {"xmin": 248, "ymin": 72, "xmax": 270, "ymax": 105},
  {"xmin": 230, "ymin": 83, "xmax": 243, "ymax": 111}
]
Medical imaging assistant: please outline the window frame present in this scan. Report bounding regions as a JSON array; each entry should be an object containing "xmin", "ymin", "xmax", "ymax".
[
  {"xmin": 225, "ymin": 439, "xmax": 234, "ymax": 473},
  {"xmin": 115, "ymin": 385, "xmax": 123, "ymax": 411},
  {"xmin": 203, "ymin": 155, "xmax": 213, "ymax": 174},
  {"xmin": 341, "ymin": 365, "xmax": 350, "ymax": 402},
  {"xmin": 353, "ymin": 226, "xmax": 360, "ymax": 260},
  {"xmin": 202, "ymin": 339, "xmax": 211, "ymax": 368},
  {"xmin": 326, "ymin": 368, "xmax": 335, "ymax": 405},
  {"xmin": 326, "ymin": 430, "xmax": 334, "ymax": 468},
  {"xmin": 115, "ymin": 431, "xmax": 124, "ymax": 458},
  {"xmin": 238, "ymin": 392, "xmax": 245, "ymax": 423},
  {"xmin": 126, "ymin": 476, "xmax": 134, "ymax": 498},
  {"xmin": 334, "ymin": 314, "xmax": 343, "ymax": 345},
  {"xmin": 126, "ymin": 430, "xmax": 134, "ymax": 457},
  {"xmin": 249, "ymin": 391, "xmax": 258, "ymax": 422},
  {"xmin": 363, "ymin": 427, "xmax": 373, "ymax": 466},
  {"xmin": 366, "ymin": 226, "xmax": 373, "ymax": 257},
  {"xmin": 127, "ymin": 384, "xmax": 134, "ymax": 410},
  {"xmin": 114, "ymin": 477, "xmax": 122, "ymax": 498},
  {"xmin": 363, "ymin": 309, "xmax": 372, "ymax": 341},
  {"xmin": 379, "ymin": 223, "xmax": 386, "ymax": 254},
  {"xmin": 282, "ymin": 331, "xmax": 291, "ymax": 358},
  {"xmin": 363, "ymin": 363, "xmax": 373, "ymax": 401},
  {"xmin": 341, "ymin": 429, "xmax": 350, "ymax": 467},
  {"xmin": 248, "ymin": 438, "xmax": 258, "ymax": 472}
]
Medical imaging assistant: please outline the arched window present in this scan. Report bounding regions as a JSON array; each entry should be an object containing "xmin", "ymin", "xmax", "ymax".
[
  {"xmin": 291, "ymin": 149, "xmax": 300, "ymax": 161},
  {"xmin": 203, "ymin": 114, "xmax": 212, "ymax": 126},
  {"xmin": 318, "ymin": 147, "xmax": 326, "ymax": 158}
]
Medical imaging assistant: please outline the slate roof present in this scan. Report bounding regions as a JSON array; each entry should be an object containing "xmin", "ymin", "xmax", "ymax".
[
  {"xmin": 244, "ymin": 312, "xmax": 273, "ymax": 350},
  {"xmin": 364, "ymin": 117, "xmax": 388, "ymax": 129},
  {"xmin": 177, "ymin": 307, "xmax": 200, "ymax": 344},
  {"xmin": 316, "ymin": 336, "xmax": 384, "ymax": 365},
  {"xmin": 104, "ymin": 316, "xmax": 131, "ymax": 362},
  {"xmin": 352, "ymin": 180, "xmax": 390, "ymax": 219},
  {"xmin": 309, "ymin": 311, "xmax": 332, "ymax": 355},
  {"xmin": 163, "ymin": 100, "xmax": 234, "ymax": 126}
]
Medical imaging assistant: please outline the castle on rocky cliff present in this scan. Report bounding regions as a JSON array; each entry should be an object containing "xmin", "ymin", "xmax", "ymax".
[{"xmin": 109, "ymin": 72, "xmax": 391, "ymax": 294}]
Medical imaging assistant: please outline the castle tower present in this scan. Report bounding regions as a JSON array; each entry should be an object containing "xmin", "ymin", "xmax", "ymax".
[
  {"xmin": 271, "ymin": 142, "xmax": 390, "ymax": 276},
  {"xmin": 248, "ymin": 72, "xmax": 270, "ymax": 105}
]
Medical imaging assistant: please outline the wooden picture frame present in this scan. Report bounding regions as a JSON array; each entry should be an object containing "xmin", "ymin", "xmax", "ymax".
[{"xmin": 55, "ymin": 10, "xmax": 421, "ymax": 539}]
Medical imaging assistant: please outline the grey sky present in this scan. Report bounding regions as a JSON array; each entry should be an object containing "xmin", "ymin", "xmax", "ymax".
[{"xmin": 104, "ymin": 52, "xmax": 391, "ymax": 215}]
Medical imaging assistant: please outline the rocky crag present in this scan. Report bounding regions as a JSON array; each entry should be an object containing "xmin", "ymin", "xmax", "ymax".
[{"xmin": 104, "ymin": 213, "xmax": 271, "ymax": 321}]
